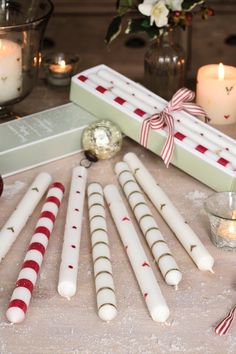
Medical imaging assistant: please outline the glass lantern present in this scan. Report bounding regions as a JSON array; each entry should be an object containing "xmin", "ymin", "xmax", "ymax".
[{"xmin": 0, "ymin": 0, "xmax": 53, "ymax": 119}]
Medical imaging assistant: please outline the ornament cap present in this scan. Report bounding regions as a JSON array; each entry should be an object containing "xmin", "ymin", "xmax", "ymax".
[{"xmin": 84, "ymin": 150, "xmax": 98, "ymax": 162}]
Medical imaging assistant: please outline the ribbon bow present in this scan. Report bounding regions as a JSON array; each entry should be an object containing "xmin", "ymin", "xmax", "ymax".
[{"xmin": 140, "ymin": 87, "xmax": 206, "ymax": 167}]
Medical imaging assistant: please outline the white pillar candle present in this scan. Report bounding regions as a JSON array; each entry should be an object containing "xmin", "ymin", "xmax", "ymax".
[
  {"xmin": 6, "ymin": 182, "xmax": 64, "ymax": 324},
  {"xmin": 0, "ymin": 172, "xmax": 52, "ymax": 264},
  {"xmin": 97, "ymin": 68, "xmax": 236, "ymax": 160},
  {"xmin": 104, "ymin": 184, "xmax": 169, "ymax": 323},
  {"xmin": 196, "ymin": 64, "xmax": 236, "ymax": 125},
  {"xmin": 0, "ymin": 39, "xmax": 22, "ymax": 103},
  {"xmin": 115, "ymin": 161, "xmax": 182, "ymax": 287},
  {"xmin": 88, "ymin": 182, "xmax": 117, "ymax": 322},
  {"xmin": 58, "ymin": 166, "xmax": 87, "ymax": 299},
  {"xmin": 124, "ymin": 152, "xmax": 214, "ymax": 272}
]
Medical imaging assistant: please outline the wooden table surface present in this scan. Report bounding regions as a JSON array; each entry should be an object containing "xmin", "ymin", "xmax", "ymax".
[{"xmin": 1, "ymin": 73, "xmax": 236, "ymax": 354}]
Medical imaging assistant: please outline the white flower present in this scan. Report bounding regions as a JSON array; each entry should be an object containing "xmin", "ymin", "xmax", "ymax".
[
  {"xmin": 138, "ymin": 0, "xmax": 169, "ymax": 28},
  {"xmin": 165, "ymin": 0, "xmax": 183, "ymax": 11}
]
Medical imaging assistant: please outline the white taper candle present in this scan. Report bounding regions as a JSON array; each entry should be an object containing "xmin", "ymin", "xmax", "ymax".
[
  {"xmin": 115, "ymin": 161, "xmax": 182, "ymax": 287},
  {"xmin": 104, "ymin": 184, "xmax": 170, "ymax": 322},
  {"xmin": 58, "ymin": 166, "xmax": 87, "ymax": 299},
  {"xmin": 6, "ymin": 182, "xmax": 64, "ymax": 323},
  {"xmin": 88, "ymin": 182, "xmax": 117, "ymax": 321},
  {"xmin": 124, "ymin": 152, "xmax": 214, "ymax": 272},
  {"xmin": 0, "ymin": 172, "xmax": 52, "ymax": 264}
]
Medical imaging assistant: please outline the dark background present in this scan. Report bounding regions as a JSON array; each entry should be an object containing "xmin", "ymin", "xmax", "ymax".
[{"xmin": 45, "ymin": 0, "xmax": 236, "ymax": 81}]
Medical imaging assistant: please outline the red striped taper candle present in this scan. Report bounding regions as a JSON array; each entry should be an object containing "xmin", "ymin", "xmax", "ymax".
[
  {"xmin": 6, "ymin": 182, "xmax": 64, "ymax": 324},
  {"xmin": 215, "ymin": 306, "xmax": 236, "ymax": 336}
]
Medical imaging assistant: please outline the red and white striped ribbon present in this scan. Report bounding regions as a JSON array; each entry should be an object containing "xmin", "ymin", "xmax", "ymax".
[
  {"xmin": 6, "ymin": 181, "xmax": 64, "ymax": 324},
  {"xmin": 215, "ymin": 307, "xmax": 236, "ymax": 336},
  {"xmin": 140, "ymin": 88, "xmax": 206, "ymax": 167}
]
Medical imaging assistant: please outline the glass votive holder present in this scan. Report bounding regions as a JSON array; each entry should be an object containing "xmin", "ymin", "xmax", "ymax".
[
  {"xmin": 204, "ymin": 192, "xmax": 236, "ymax": 251},
  {"xmin": 43, "ymin": 52, "xmax": 80, "ymax": 87}
]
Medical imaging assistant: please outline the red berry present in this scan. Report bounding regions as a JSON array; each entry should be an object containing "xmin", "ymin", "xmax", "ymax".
[
  {"xmin": 174, "ymin": 11, "xmax": 181, "ymax": 17},
  {"xmin": 207, "ymin": 8, "xmax": 214, "ymax": 16},
  {"xmin": 186, "ymin": 12, "xmax": 193, "ymax": 22}
]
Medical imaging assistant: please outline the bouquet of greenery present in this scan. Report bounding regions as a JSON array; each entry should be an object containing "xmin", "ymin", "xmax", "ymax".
[{"xmin": 105, "ymin": 0, "xmax": 214, "ymax": 44}]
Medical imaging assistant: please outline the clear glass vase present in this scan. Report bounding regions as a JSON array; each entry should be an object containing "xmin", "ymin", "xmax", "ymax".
[{"xmin": 144, "ymin": 28, "xmax": 186, "ymax": 101}]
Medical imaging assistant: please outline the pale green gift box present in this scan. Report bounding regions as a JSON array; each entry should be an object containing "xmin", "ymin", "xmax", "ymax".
[
  {"xmin": 70, "ymin": 64, "xmax": 236, "ymax": 192},
  {"xmin": 0, "ymin": 103, "xmax": 97, "ymax": 177}
]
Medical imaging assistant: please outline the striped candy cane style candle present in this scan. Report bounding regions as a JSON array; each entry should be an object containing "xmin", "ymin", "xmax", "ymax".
[
  {"xmin": 104, "ymin": 184, "xmax": 169, "ymax": 323},
  {"xmin": 215, "ymin": 306, "xmax": 236, "ymax": 336},
  {"xmin": 58, "ymin": 166, "xmax": 87, "ymax": 299},
  {"xmin": 6, "ymin": 182, "xmax": 64, "ymax": 324},
  {"xmin": 115, "ymin": 161, "xmax": 182, "ymax": 287},
  {"xmin": 88, "ymin": 182, "xmax": 117, "ymax": 322},
  {"xmin": 124, "ymin": 152, "xmax": 214, "ymax": 272},
  {"xmin": 0, "ymin": 172, "xmax": 52, "ymax": 264}
]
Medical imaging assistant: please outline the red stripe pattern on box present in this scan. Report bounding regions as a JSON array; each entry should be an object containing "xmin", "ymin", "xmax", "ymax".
[
  {"xmin": 80, "ymin": 75, "xmax": 232, "ymax": 170},
  {"xmin": 6, "ymin": 182, "xmax": 64, "ymax": 324}
]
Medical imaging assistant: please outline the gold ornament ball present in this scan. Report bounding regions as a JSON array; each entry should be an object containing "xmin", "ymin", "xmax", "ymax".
[{"xmin": 81, "ymin": 120, "xmax": 123, "ymax": 160}]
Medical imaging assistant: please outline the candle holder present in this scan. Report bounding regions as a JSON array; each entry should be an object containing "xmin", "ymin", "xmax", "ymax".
[
  {"xmin": 0, "ymin": 0, "xmax": 53, "ymax": 120},
  {"xmin": 43, "ymin": 53, "xmax": 80, "ymax": 87},
  {"xmin": 204, "ymin": 192, "xmax": 236, "ymax": 250}
]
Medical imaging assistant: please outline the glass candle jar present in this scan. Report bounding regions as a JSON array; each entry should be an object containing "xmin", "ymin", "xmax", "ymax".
[
  {"xmin": 0, "ymin": 0, "xmax": 53, "ymax": 119},
  {"xmin": 43, "ymin": 53, "xmax": 80, "ymax": 86},
  {"xmin": 204, "ymin": 192, "xmax": 236, "ymax": 250}
]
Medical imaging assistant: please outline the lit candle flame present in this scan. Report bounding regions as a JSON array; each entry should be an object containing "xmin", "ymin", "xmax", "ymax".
[
  {"xmin": 58, "ymin": 59, "xmax": 66, "ymax": 68},
  {"xmin": 218, "ymin": 63, "xmax": 224, "ymax": 80}
]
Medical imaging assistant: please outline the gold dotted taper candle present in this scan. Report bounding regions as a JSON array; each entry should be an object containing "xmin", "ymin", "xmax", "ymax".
[
  {"xmin": 124, "ymin": 152, "xmax": 214, "ymax": 273},
  {"xmin": 115, "ymin": 161, "xmax": 182, "ymax": 287},
  {"xmin": 104, "ymin": 184, "xmax": 170, "ymax": 323},
  {"xmin": 88, "ymin": 182, "xmax": 117, "ymax": 322}
]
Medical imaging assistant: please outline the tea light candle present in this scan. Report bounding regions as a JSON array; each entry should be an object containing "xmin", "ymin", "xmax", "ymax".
[
  {"xmin": 104, "ymin": 184, "xmax": 170, "ymax": 323},
  {"xmin": 49, "ymin": 60, "xmax": 72, "ymax": 75},
  {"xmin": 196, "ymin": 63, "xmax": 236, "ymax": 125},
  {"xmin": 45, "ymin": 53, "xmax": 79, "ymax": 87},
  {"xmin": 48, "ymin": 58, "xmax": 72, "ymax": 86},
  {"xmin": 205, "ymin": 193, "xmax": 236, "ymax": 250},
  {"xmin": 0, "ymin": 39, "xmax": 22, "ymax": 103},
  {"xmin": 217, "ymin": 214, "xmax": 236, "ymax": 240}
]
